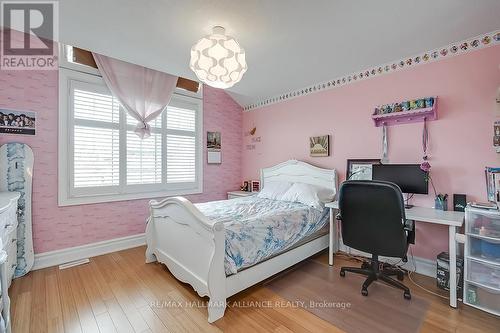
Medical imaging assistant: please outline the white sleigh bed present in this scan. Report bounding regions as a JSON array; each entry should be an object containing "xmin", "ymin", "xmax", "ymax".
[{"xmin": 145, "ymin": 160, "xmax": 337, "ymax": 322}]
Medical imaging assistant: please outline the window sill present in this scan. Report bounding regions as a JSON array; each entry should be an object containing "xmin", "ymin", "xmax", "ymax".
[{"xmin": 58, "ymin": 187, "xmax": 203, "ymax": 207}]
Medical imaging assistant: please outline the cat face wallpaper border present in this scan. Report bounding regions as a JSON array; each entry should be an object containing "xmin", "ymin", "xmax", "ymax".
[{"xmin": 243, "ymin": 30, "xmax": 500, "ymax": 112}]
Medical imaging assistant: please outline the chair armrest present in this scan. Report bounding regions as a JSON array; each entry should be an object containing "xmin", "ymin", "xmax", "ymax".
[
  {"xmin": 404, "ymin": 219, "xmax": 415, "ymax": 244},
  {"xmin": 404, "ymin": 219, "xmax": 414, "ymax": 231}
]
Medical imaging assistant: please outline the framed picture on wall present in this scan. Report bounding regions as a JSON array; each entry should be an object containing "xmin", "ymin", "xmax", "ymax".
[
  {"xmin": 0, "ymin": 108, "xmax": 36, "ymax": 135},
  {"xmin": 207, "ymin": 131, "xmax": 221, "ymax": 164},
  {"xmin": 310, "ymin": 135, "xmax": 330, "ymax": 157},
  {"xmin": 346, "ymin": 159, "xmax": 381, "ymax": 180}
]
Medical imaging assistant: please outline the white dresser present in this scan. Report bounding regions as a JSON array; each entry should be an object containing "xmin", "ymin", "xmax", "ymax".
[{"xmin": 0, "ymin": 191, "xmax": 20, "ymax": 333}]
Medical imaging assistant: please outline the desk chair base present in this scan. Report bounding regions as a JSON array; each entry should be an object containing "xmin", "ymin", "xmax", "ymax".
[{"xmin": 340, "ymin": 255, "xmax": 411, "ymax": 300}]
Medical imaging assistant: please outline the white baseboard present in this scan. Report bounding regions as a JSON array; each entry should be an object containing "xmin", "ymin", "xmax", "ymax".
[
  {"xmin": 33, "ymin": 233, "xmax": 146, "ymax": 271},
  {"xmin": 339, "ymin": 244, "xmax": 436, "ymax": 278},
  {"xmin": 32, "ymin": 234, "xmax": 437, "ymax": 278},
  {"xmin": 400, "ymin": 255, "xmax": 436, "ymax": 278}
]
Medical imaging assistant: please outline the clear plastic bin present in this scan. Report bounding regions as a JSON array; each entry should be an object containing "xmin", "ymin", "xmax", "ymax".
[
  {"xmin": 465, "ymin": 282, "xmax": 500, "ymax": 315},
  {"xmin": 466, "ymin": 208, "xmax": 500, "ymax": 239},
  {"xmin": 467, "ymin": 259, "xmax": 500, "ymax": 290},
  {"xmin": 469, "ymin": 237, "xmax": 500, "ymax": 264}
]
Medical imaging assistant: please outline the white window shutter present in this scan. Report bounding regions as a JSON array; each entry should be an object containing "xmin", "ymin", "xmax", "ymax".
[
  {"xmin": 166, "ymin": 106, "xmax": 197, "ymax": 183},
  {"xmin": 126, "ymin": 131, "xmax": 162, "ymax": 185},
  {"xmin": 73, "ymin": 88, "xmax": 120, "ymax": 188}
]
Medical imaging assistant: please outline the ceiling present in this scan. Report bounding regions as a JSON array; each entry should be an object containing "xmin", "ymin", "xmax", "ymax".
[{"xmin": 59, "ymin": 0, "xmax": 500, "ymax": 108}]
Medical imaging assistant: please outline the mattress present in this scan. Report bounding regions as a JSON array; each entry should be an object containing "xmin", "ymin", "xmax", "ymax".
[{"xmin": 195, "ymin": 196, "xmax": 329, "ymax": 275}]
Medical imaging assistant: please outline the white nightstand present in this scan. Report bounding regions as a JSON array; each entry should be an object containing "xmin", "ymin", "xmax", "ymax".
[{"xmin": 227, "ymin": 191, "xmax": 256, "ymax": 199}]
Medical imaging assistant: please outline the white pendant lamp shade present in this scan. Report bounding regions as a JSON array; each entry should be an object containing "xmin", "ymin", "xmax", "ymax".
[{"xmin": 190, "ymin": 26, "xmax": 247, "ymax": 89}]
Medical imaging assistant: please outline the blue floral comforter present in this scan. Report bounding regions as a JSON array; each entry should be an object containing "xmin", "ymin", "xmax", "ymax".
[{"xmin": 195, "ymin": 196, "xmax": 329, "ymax": 275}]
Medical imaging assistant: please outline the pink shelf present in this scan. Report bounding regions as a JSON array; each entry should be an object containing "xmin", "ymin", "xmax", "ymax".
[{"xmin": 372, "ymin": 102, "xmax": 438, "ymax": 127}]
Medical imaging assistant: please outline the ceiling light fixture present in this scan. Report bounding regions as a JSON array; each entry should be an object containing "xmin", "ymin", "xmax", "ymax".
[{"xmin": 190, "ymin": 26, "xmax": 247, "ymax": 89}]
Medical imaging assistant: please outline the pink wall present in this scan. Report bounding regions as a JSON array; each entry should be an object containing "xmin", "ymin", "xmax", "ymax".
[
  {"xmin": 242, "ymin": 45, "xmax": 500, "ymax": 259},
  {"xmin": 0, "ymin": 70, "xmax": 242, "ymax": 253}
]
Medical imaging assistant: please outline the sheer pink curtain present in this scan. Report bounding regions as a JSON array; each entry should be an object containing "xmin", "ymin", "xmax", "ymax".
[{"xmin": 93, "ymin": 53, "xmax": 178, "ymax": 139}]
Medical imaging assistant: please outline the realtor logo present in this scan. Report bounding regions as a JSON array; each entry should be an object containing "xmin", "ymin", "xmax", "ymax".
[{"xmin": 1, "ymin": 1, "xmax": 58, "ymax": 70}]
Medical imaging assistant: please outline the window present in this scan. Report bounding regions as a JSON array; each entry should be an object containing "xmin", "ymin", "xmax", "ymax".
[{"xmin": 58, "ymin": 68, "xmax": 203, "ymax": 206}]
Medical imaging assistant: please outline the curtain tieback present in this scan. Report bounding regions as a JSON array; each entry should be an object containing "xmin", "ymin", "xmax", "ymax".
[{"xmin": 134, "ymin": 121, "xmax": 151, "ymax": 139}]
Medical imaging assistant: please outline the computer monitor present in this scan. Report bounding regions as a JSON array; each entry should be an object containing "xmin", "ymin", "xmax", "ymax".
[{"xmin": 372, "ymin": 164, "xmax": 428, "ymax": 194}]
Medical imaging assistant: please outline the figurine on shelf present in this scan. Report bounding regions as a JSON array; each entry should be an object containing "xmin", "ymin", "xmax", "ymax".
[
  {"xmin": 374, "ymin": 106, "xmax": 382, "ymax": 115},
  {"xmin": 409, "ymin": 100, "xmax": 417, "ymax": 110},
  {"xmin": 402, "ymin": 101, "xmax": 410, "ymax": 111},
  {"xmin": 384, "ymin": 104, "xmax": 393, "ymax": 114},
  {"xmin": 425, "ymin": 97, "xmax": 434, "ymax": 108},
  {"xmin": 416, "ymin": 99, "xmax": 425, "ymax": 109},
  {"xmin": 393, "ymin": 103, "xmax": 403, "ymax": 112}
]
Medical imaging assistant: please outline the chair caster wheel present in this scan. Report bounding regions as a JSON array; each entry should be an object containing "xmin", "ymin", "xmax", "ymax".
[
  {"xmin": 361, "ymin": 288, "xmax": 368, "ymax": 296},
  {"xmin": 397, "ymin": 272, "xmax": 404, "ymax": 281},
  {"xmin": 404, "ymin": 292, "xmax": 411, "ymax": 300},
  {"xmin": 340, "ymin": 270, "xmax": 345, "ymax": 277}
]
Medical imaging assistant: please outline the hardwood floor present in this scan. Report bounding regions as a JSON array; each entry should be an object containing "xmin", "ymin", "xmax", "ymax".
[{"xmin": 10, "ymin": 246, "xmax": 500, "ymax": 332}]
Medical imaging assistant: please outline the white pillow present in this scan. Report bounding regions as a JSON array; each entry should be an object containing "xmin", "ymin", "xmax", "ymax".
[
  {"xmin": 257, "ymin": 181, "xmax": 293, "ymax": 200},
  {"xmin": 281, "ymin": 182, "xmax": 335, "ymax": 209}
]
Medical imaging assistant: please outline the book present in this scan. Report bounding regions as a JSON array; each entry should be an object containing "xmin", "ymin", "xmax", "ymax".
[{"xmin": 485, "ymin": 167, "xmax": 500, "ymax": 203}]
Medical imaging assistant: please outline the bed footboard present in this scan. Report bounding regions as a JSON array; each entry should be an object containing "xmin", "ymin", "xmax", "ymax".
[{"xmin": 146, "ymin": 196, "xmax": 226, "ymax": 322}]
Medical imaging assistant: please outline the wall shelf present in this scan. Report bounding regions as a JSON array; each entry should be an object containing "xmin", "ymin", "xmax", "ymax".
[{"xmin": 372, "ymin": 97, "xmax": 438, "ymax": 127}]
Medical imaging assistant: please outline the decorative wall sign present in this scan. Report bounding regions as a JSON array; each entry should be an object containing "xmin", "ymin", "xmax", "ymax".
[
  {"xmin": 245, "ymin": 125, "xmax": 262, "ymax": 151},
  {"xmin": 243, "ymin": 30, "xmax": 500, "ymax": 111},
  {"xmin": 207, "ymin": 131, "xmax": 221, "ymax": 164},
  {"xmin": 310, "ymin": 135, "xmax": 329, "ymax": 157},
  {"xmin": 0, "ymin": 109, "xmax": 36, "ymax": 135}
]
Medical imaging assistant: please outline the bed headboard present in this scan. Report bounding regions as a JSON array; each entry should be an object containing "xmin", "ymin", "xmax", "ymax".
[{"xmin": 260, "ymin": 160, "xmax": 337, "ymax": 194}]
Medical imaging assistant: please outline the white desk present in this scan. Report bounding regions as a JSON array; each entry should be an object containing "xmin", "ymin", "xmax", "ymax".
[{"xmin": 325, "ymin": 201, "xmax": 464, "ymax": 308}]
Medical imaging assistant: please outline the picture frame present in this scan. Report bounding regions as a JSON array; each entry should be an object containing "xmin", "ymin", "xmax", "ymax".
[
  {"xmin": 251, "ymin": 180, "xmax": 260, "ymax": 192},
  {"xmin": 240, "ymin": 180, "xmax": 250, "ymax": 192},
  {"xmin": 0, "ymin": 108, "xmax": 36, "ymax": 135},
  {"xmin": 207, "ymin": 131, "xmax": 221, "ymax": 164},
  {"xmin": 346, "ymin": 159, "xmax": 381, "ymax": 180},
  {"xmin": 310, "ymin": 135, "xmax": 330, "ymax": 157}
]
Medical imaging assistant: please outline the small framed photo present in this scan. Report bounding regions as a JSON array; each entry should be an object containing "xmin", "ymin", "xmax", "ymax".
[
  {"xmin": 310, "ymin": 135, "xmax": 330, "ymax": 157},
  {"xmin": 346, "ymin": 159, "xmax": 381, "ymax": 180},
  {"xmin": 207, "ymin": 131, "xmax": 221, "ymax": 164},
  {"xmin": 0, "ymin": 109, "xmax": 36, "ymax": 135},
  {"xmin": 240, "ymin": 180, "xmax": 250, "ymax": 192},
  {"xmin": 251, "ymin": 180, "xmax": 260, "ymax": 192},
  {"xmin": 494, "ymin": 121, "xmax": 500, "ymax": 148}
]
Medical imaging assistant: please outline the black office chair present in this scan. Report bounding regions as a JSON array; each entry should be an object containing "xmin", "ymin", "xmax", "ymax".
[{"xmin": 336, "ymin": 180, "xmax": 415, "ymax": 300}]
